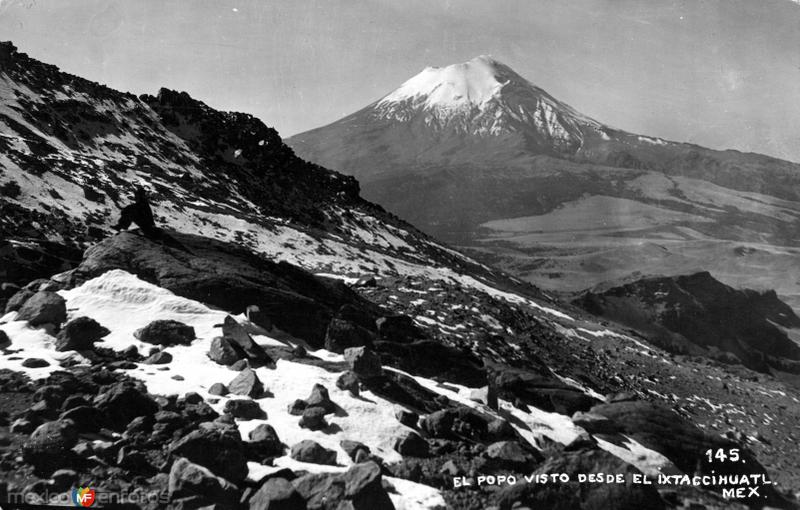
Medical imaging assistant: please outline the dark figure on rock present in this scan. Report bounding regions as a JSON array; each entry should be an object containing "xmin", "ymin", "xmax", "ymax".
[{"xmin": 114, "ymin": 186, "xmax": 159, "ymax": 238}]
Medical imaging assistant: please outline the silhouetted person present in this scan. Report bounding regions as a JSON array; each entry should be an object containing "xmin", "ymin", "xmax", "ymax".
[{"xmin": 114, "ymin": 186, "xmax": 159, "ymax": 238}]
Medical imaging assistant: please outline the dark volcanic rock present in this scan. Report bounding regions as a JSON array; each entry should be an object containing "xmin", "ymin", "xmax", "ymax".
[
  {"xmin": 344, "ymin": 346, "xmax": 383, "ymax": 379},
  {"xmin": 22, "ymin": 419, "xmax": 78, "ymax": 472},
  {"xmin": 93, "ymin": 381, "xmax": 159, "ymax": 430},
  {"xmin": 299, "ymin": 407, "xmax": 328, "ymax": 431},
  {"xmin": 494, "ymin": 448, "xmax": 664, "ymax": 510},
  {"xmin": 291, "ymin": 461, "xmax": 393, "ymax": 510},
  {"xmin": 376, "ymin": 315, "xmax": 422, "ymax": 343},
  {"xmin": 55, "ymin": 316, "xmax": 109, "ymax": 351},
  {"xmin": 15, "ymin": 291, "xmax": 66, "ymax": 327},
  {"xmin": 143, "ymin": 350, "xmax": 173, "ymax": 364},
  {"xmin": 169, "ymin": 422, "xmax": 249, "ymax": 483},
  {"xmin": 207, "ymin": 336, "xmax": 246, "ymax": 366},
  {"xmin": 304, "ymin": 383, "xmax": 336, "ymax": 413},
  {"xmin": 393, "ymin": 430, "xmax": 429, "ymax": 457},
  {"xmin": 0, "ymin": 329, "xmax": 9, "ymax": 348},
  {"xmin": 208, "ymin": 382, "xmax": 229, "ymax": 396},
  {"xmin": 336, "ymin": 371, "xmax": 360, "ymax": 396},
  {"xmin": 324, "ymin": 318, "xmax": 375, "ymax": 353},
  {"xmin": 486, "ymin": 361, "xmax": 598, "ymax": 415},
  {"xmin": 222, "ymin": 315, "xmax": 274, "ymax": 365},
  {"xmin": 134, "ymin": 319, "xmax": 195, "ymax": 346},
  {"xmin": 5, "ymin": 288, "xmax": 34, "ymax": 313},
  {"xmin": 248, "ymin": 423, "xmax": 283, "ymax": 457},
  {"xmin": 374, "ymin": 340, "xmax": 486, "ymax": 387},
  {"xmin": 72, "ymin": 232, "xmax": 378, "ymax": 347},
  {"xmin": 248, "ymin": 477, "xmax": 305, "ymax": 510},
  {"xmin": 224, "ymin": 399, "xmax": 266, "ymax": 420},
  {"xmin": 229, "ymin": 368, "xmax": 265, "ymax": 398},
  {"xmin": 168, "ymin": 457, "xmax": 239, "ymax": 505},
  {"xmin": 340, "ymin": 440, "xmax": 371, "ymax": 462},
  {"xmin": 21, "ymin": 358, "xmax": 50, "ymax": 368},
  {"xmin": 290, "ymin": 440, "xmax": 338, "ymax": 465}
]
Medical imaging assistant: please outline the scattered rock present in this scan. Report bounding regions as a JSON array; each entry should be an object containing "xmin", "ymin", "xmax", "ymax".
[
  {"xmin": 224, "ymin": 399, "xmax": 266, "ymax": 420},
  {"xmin": 222, "ymin": 315, "xmax": 274, "ymax": 365},
  {"xmin": 16, "ymin": 291, "xmax": 66, "ymax": 327},
  {"xmin": 93, "ymin": 381, "xmax": 159, "ymax": 430},
  {"xmin": 336, "ymin": 371, "xmax": 360, "ymax": 396},
  {"xmin": 395, "ymin": 409, "xmax": 418, "ymax": 428},
  {"xmin": 340, "ymin": 440, "xmax": 370, "ymax": 462},
  {"xmin": 55, "ymin": 316, "xmax": 109, "ymax": 351},
  {"xmin": 248, "ymin": 477, "xmax": 305, "ymax": 510},
  {"xmin": 207, "ymin": 336, "xmax": 246, "ymax": 366},
  {"xmin": 392, "ymin": 430, "xmax": 429, "ymax": 457},
  {"xmin": 208, "ymin": 383, "xmax": 229, "ymax": 396},
  {"xmin": 22, "ymin": 419, "xmax": 78, "ymax": 472},
  {"xmin": 342, "ymin": 461, "xmax": 394, "ymax": 510},
  {"xmin": 287, "ymin": 399, "xmax": 307, "ymax": 416},
  {"xmin": 5, "ymin": 288, "xmax": 34, "ymax": 313},
  {"xmin": 325, "ymin": 318, "xmax": 375, "ymax": 352},
  {"xmin": 290, "ymin": 440, "xmax": 338, "ymax": 465},
  {"xmin": 22, "ymin": 358, "xmax": 50, "ymax": 368},
  {"xmin": 304, "ymin": 383, "xmax": 336, "ymax": 413},
  {"xmin": 228, "ymin": 368, "xmax": 265, "ymax": 398},
  {"xmin": 143, "ymin": 350, "xmax": 173, "ymax": 365},
  {"xmin": 134, "ymin": 320, "xmax": 195, "ymax": 346},
  {"xmin": 248, "ymin": 424, "xmax": 283, "ymax": 457},
  {"xmin": 299, "ymin": 407, "xmax": 328, "ymax": 431},
  {"xmin": 169, "ymin": 423, "xmax": 249, "ymax": 483},
  {"xmin": 0, "ymin": 330, "xmax": 10, "ymax": 348},
  {"xmin": 344, "ymin": 347, "xmax": 383, "ymax": 379},
  {"xmin": 168, "ymin": 457, "xmax": 239, "ymax": 505}
]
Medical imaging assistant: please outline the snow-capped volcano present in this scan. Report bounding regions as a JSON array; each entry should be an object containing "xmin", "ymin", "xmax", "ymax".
[{"xmin": 372, "ymin": 55, "xmax": 606, "ymax": 150}]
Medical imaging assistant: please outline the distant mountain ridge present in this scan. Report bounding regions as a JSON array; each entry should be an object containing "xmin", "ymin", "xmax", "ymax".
[{"xmin": 287, "ymin": 56, "xmax": 800, "ymax": 310}]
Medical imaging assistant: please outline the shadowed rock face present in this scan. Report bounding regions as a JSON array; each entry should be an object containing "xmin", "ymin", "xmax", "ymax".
[
  {"xmin": 68, "ymin": 231, "xmax": 379, "ymax": 346},
  {"xmin": 574, "ymin": 271, "xmax": 800, "ymax": 372}
]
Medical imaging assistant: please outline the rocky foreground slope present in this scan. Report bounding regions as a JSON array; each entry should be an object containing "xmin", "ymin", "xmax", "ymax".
[{"xmin": 0, "ymin": 42, "xmax": 799, "ymax": 509}]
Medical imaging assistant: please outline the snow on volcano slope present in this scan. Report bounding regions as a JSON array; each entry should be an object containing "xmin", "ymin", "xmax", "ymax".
[{"xmin": 0, "ymin": 269, "xmax": 673, "ymax": 491}]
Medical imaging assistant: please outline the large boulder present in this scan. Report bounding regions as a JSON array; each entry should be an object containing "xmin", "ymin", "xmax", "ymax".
[
  {"xmin": 344, "ymin": 347, "xmax": 383, "ymax": 379},
  {"xmin": 134, "ymin": 320, "xmax": 195, "ymax": 346},
  {"xmin": 486, "ymin": 362, "xmax": 599, "ymax": 415},
  {"xmin": 93, "ymin": 381, "xmax": 159, "ymax": 430},
  {"xmin": 5, "ymin": 288, "xmax": 34, "ymax": 313},
  {"xmin": 373, "ymin": 340, "xmax": 486, "ymax": 387},
  {"xmin": 168, "ymin": 457, "xmax": 239, "ymax": 506},
  {"xmin": 22, "ymin": 419, "xmax": 78, "ymax": 472},
  {"xmin": 392, "ymin": 430, "xmax": 429, "ymax": 457},
  {"xmin": 169, "ymin": 422, "xmax": 249, "ymax": 483},
  {"xmin": 222, "ymin": 315, "xmax": 274, "ymax": 365},
  {"xmin": 248, "ymin": 478, "xmax": 305, "ymax": 510},
  {"xmin": 224, "ymin": 399, "xmax": 266, "ymax": 420},
  {"xmin": 71, "ymin": 232, "xmax": 379, "ymax": 347},
  {"xmin": 207, "ymin": 336, "xmax": 246, "ymax": 366},
  {"xmin": 55, "ymin": 316, "xmax": 109, "ymax": 351},
  {"xmin": 292, "ymin": 462, "xmax": 393, "ymax": 510},
  {"xmin": 228, "ymin": 368, "xmax": 265, "ymax": 398},
  {"xmin": 248, "ymin": 424, "xmax": 284, "ymax": 457},
  {"xmin": 290, "ymin": 440, "xmax": 338, "ymax": 466},
  {"xmin": 324, "ymin": 318, "xmax": 375, "ymax": 353},
  {"xmin": 15, "ymin": 291, "xmax": 66, "ymax": 327}
]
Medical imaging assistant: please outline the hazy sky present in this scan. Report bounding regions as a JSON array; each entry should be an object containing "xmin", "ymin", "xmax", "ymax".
[{"xmin": 1, "ymin": 0, "xmax": 800, "ymax": 161}]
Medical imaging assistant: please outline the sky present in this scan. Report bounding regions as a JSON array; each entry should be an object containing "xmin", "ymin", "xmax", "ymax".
[{"xmin": 1, "ymin": 0, "xmax": 800, "ymax": 161}]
